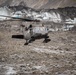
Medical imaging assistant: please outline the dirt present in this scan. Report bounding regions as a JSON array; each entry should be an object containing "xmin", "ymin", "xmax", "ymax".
[{"xmin": 0, "ymin": 22, "xmax": 76, "ymax": 75}]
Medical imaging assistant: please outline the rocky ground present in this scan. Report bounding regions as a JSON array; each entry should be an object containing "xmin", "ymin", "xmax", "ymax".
[{"xmin": 0, "ymin": 21, "xmax": 76, "ymax": 75}]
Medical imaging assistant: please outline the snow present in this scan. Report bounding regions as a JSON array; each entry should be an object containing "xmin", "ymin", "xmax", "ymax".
[
  {"xmin": 66, "ymin": 18, "xmax": 76, "ymax": 24},
  {"xmin": 11, "ymin": 11, "xmax": 24, "ymax": 18},
  {"xmin": 33, "ymin": 66, "xmax": 42, "ymax": 69},
  {"xmin": 4, "ymin": 66, "xmax": 17, "ymax": 75},
  {"xmin": 33, "ymin": 47, "xmax": 62, "ymax": 54},
  {"xmin": 40, "ymin": 12, "xmax": 61, "ymax": 23},
  {"xmin": 0, "ymin": 6, "xmax": 75, "ymax": 32},
  {"xmin": 0, "ymin": 7, "xmax": 64, "ymax": 23},
  {"xmin": 33, "ymin": 65, "xmax": 48, "ymax": 72},
  {"xmin": 0, "ymin": 7, "xmax": 11, "ymax": 20}
]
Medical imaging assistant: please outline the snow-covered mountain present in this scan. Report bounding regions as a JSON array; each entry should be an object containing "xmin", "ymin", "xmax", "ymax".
[{"xmin": 0, "ymin": 6, "xmax": 76, "ymax": 24}]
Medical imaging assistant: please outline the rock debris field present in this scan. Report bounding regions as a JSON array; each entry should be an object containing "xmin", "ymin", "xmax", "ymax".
[{"xmin": 0, "ymin": 22, "xmax": 76, "ymax": 75}]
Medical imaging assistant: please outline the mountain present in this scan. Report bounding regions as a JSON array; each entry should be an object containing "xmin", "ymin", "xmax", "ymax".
[{"xmin": 0, "ymin": 0, "xmax": 76, "ymax": 9}]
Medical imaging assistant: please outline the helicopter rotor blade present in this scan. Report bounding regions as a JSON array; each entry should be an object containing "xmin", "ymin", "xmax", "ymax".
[{"xmin": 0, "ymin": 15, "xmax": 40, "ymax": 22}]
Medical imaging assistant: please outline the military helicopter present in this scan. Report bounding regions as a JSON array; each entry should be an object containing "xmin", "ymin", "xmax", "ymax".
[
  {"xmin": 20, "ymin": 24, "xmax": 50, "ymax": 45},
  {"xmin": 0, "ymin": 15, "xmax": 50, "ymax": 45},
  {"xmin": 0, "ymin": 14, "xmax": 74, "ymax": 45}
]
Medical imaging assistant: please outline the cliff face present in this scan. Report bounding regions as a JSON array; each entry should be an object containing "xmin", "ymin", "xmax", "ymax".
[{"xmin": 0, "ymin": 0, "xmax": 76, "ymax": 9}]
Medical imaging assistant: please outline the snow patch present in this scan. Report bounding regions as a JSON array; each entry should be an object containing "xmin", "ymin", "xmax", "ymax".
[
  {"xmin": 33, "ymin": 47, "xmax": 62, "ymax": 54},
  {"xmin": 33, "ymin": 65, "xmax": 48, "ymax": 72},
  {"xmin": 33, "ymin": 66, "xmax": 42, "ymax": 70},
  {"xmin": 0, "ymin": 7, "xmax": 11, "ymax": 20},
  {"xmin": 66, "ymin": 18, "xmax": 76, "ymax": 24},
  {"xmin": 5, "ymin": 66, "xmax": 17, "ymax": 75}
]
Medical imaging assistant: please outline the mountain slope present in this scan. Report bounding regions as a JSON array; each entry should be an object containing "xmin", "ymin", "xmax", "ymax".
[{"xmin": 0, "ymin": 0, "xmax": 76, "ymax": 9}]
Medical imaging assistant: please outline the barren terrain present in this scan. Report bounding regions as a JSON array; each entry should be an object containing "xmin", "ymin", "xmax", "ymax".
[
  {"xmin": 0, "ymin": 0, "xmax": 76, "ymax": 75},
  {"xmin": 0, "ymin": 21, "xmax": 76, "ymax": 75},
  {"xmin": 0, "ymin": 0, "xmax": 76, "ymax": 9}
]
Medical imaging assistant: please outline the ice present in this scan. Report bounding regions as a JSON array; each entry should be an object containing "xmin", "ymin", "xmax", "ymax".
[
  {"xmin": 0, "ymin": 7, "xmax": 11, "ymax": 20},
  {"xmin": 66, "ymin": 18, "xmax": 76, "ymax": 24}
]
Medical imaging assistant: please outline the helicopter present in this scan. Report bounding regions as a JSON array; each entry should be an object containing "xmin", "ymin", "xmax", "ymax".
[
  {"xmin": 0, "ymin": 15, "xmax": 40, "ymax": 22},
  {"xmin": 0, "ymin": 14, "xmax": 75, "ymax": 45},
  {"xmin": 20, "ymin": 24, "xmax": 50, "ymax": 45},
  {"xmin": 0, "ymin": 15, "xmax": 51, "ymax": 45}
]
